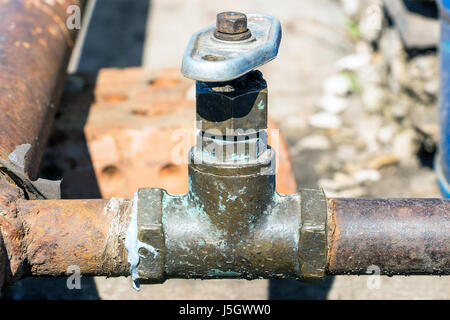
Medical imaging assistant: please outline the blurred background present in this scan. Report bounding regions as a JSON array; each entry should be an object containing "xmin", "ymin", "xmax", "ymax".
[{"xmin": 5, "ymin": 0, "xmax": 450, "ymax": 299}]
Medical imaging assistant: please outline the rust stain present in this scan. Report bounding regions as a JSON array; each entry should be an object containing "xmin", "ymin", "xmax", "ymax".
[
  {"xmin": 15, "ymin": 198, "xmax": 131, "ymax": 277},
  {"xmin": 0, "ymin": 174, "xmax": 26, "ymax": 287},
  {"xmin": 27, "ymin": 0, "xmax": 74, "ymax": 47},
  {"xmin": 326, "ymin": 198, "xmax": 338, "ymax": 269}
]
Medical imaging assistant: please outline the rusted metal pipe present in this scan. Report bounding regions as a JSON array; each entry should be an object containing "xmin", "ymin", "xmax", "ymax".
[
  {"xmin": 327, "ymin": 198, "xmax": 450, "ymax": 276},
  {"xmin": 0, "ymin": 0, "xmax": 85, "ymax": 197},
  {"xmin": 15, "ymin": 197, "xmax": 450, "ymax": 278},
  {"xmin": 1, "ymin": 200, "xmax": 131, "ymax": 289},
  {"xmin": 1, "ymin": 193, "xmax": 449, "ymax": 291},
  {"xmin": 1, "ymin": 154, "xmax": 449, "ymax": 287},
  {"xmin": 17, "ymin": 198, "xmax": 131, "ymax": 277},
  {"xmin": 0, "ymin": 173, "xmax": 131, "ymax": 289}
]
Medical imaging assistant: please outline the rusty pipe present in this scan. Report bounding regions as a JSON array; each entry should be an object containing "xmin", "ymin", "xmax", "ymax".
[
  {"xmin": 327, "ymin": 198, "xmax": 450, "ymax": 276},
  {"xmin": 0, "ymin": 173, "xmax": 131, "ymax": 289},
  {"xmin": 16, "ymin": 198, "xmax": 131, "ymax": 277},
  {"xmin": 1, "ymin": 195, "xmax": 449, "ymax": 290},
  {"xmin": 0, "ymin": 0, "xmax": 85, "ymax": 188}
]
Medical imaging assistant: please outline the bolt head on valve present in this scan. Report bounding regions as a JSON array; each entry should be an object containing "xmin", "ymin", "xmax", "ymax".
[{"xmin": 214, "ymin": 12, "xmax": 252, "ymax": 41}]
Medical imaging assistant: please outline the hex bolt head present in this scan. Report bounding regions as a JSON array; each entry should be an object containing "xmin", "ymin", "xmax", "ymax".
[
  {"xmin": 217, "ymin": 12, "xmax": 247, "ymax": 34},
  {"xmin": 214, "ymin": 11, "xmax": 252, "ymax": 41}
]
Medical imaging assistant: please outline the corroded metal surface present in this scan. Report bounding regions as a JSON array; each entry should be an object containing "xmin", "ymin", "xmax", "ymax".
[
  {"xmin": 0, "ymin": 180, "xmax": 132, "ymax": 292},
  {"xmin": 298, "ymin": 189, "xmax": 327, "ymax": 280},
  {"xmin": 216, "ymin": 12, "xmax": 248, "ymax": 35},
  {"xmin": 131, "ymin": 64, "xmax": 328, "ymax": 284},
  {"xmin": 214, "ymin": 12, "xmax": 252, "ymax": 41},
  {"xmin": 0, "ymin": 0, "xmax": 84, "ymax": 186},
  {"xmin": 327, "ymin": 198, "xmax": 450, "ymax": 275},
  {"xmin": 137, "ymin": 188, "xmax": 166, "ymax": 284},
  {"xmin": 135, "ymin": 186, "xmax": 328, "ymax": 285},
  {"xmin": 1, "ymin": 190, "xmax": 449, "ymax": 292},
  {"xmin": 16, "ymin": 198, "xmax": 131, "ymax": 277},
  {"xmin": 162, "ymin": 191, "xmax": 302, "ymax": 281},
  {"xmin": 188, "ymin": 148, "xmax": 276, "ymax": 231},
  {"xmin": 132, "ymin": 66, "xmax": 311, "ymax": 284},
  {"xmin": 0, "ymin": 172, "xmax": 26, "ymax": 290}
]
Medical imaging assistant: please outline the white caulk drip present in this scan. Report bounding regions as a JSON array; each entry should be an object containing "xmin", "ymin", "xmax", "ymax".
[{"xmin": 125, "ymin": 192, "xmax": 159, "ymax": 290}]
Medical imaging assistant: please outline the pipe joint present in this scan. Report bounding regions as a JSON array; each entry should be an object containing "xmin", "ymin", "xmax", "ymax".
[{"xmin": 131, "ymin": 184, "xmax": 328, "ymax": 287}]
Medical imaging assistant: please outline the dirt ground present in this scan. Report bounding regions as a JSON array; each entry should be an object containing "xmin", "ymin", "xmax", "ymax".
[{"xmin": 5, "ymin": 0, "xmax": 450, "ymax": 299}]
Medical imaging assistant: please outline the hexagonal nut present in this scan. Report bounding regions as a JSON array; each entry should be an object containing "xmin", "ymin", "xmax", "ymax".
[
  {"xmin": 196, "ymin": 71, "xmax": 268, "ymax": 135},
  {"xmin": 137, "ymin": 188, "xmax": 166, "ymax": 284},
  {"xmin": 216, "ymin": 12, "xmax": 248, "ymax": 34},
  {"xmin": 298, "ymin": 188, "xmax": 327, "ymax": 281},
  {"xmin": 214, "ymin": 12, "xmax": 252, "ymax": 41}
]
